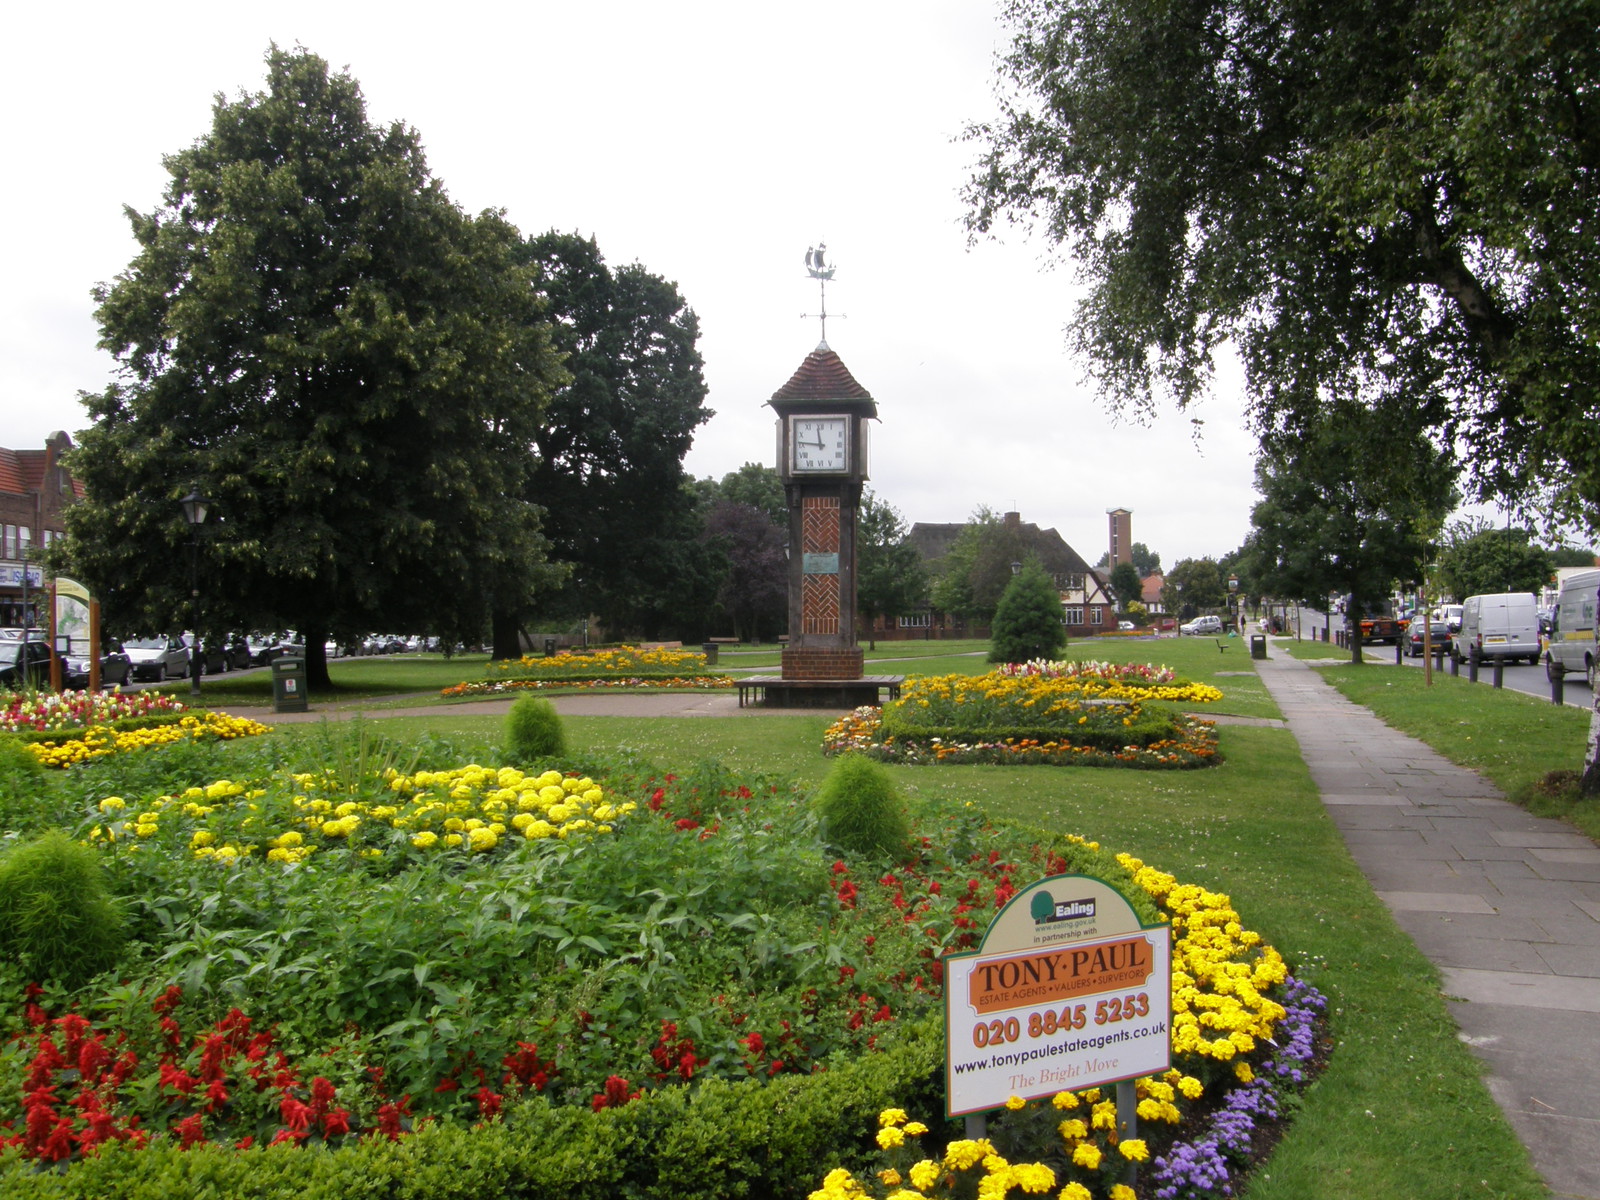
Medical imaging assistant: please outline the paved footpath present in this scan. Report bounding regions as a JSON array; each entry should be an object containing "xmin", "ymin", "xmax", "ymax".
[{"xmin": 1255, "ymin": 641, "xmax": 1600, "ymax": 1199}]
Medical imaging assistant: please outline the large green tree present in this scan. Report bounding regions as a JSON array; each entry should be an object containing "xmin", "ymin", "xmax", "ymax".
[
  {"xmin": 66, "ymin": 47, "xmax": 563, "ymax": 687},
  {"xmin": 1434, "ymin": 521, "xmax": 1555, "ymax": 600},
  {"xmin": 966, "ymin": 0, "xmax": 1600, "ymax": 525},
  {"xmin": 514, "ymin": 233, "xmax": 710, "ymax": 651},
  {"xmin": 856, "ymin": 491, "xmax": 928, "ymax": 650},
  {"xmin": 1241, "ymin": 406, "xmax": 1458, "ymax": 661}
]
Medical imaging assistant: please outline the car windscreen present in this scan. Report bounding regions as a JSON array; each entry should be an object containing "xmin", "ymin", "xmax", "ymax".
[{"xmin": 125, "ymin": 638, "xmax": 167, "ymax": 650}]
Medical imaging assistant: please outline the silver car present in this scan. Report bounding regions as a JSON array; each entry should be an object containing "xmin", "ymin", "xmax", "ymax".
[{"xmin": 124, "ymin": 636, "xmax": 191, "ymax": 682}]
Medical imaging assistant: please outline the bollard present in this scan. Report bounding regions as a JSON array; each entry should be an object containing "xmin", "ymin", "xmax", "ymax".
[
  {"xmin": 1435, "ymin": 644, "xmax": 1446, "ymax": 671},
  {"xmin": 1468, "ymin": 655, "xmax": 1479, "ymax": 683},
  {"xmin": 1450, "ymin": 652, "xmax": 1459, "ymax": 677},
  {"xmin": 1492, "ymin": 660, "xmax": 1503, "ymax": 689},
  {"xmin": 1395, "ymin": 641, "xmax": 1403, "ymax": 665},
  {"xmin": 1553, "ymin": 671, "xmax": 1565, "ymax": 706}
]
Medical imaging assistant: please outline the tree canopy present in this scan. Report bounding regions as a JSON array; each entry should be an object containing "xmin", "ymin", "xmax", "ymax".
[
  {"xmin": 1435, "ymin": 521, "xmax": 1555, "ymax": 600},
  {"xmin": 1239, "ymin": 403, "xmax": 1457, "ymax": 658},
  {"xmin": 67, "ymin": 47, "xmax": 564, "ymax": 685},
  {"xmin": 856, "ymin": 491, "xmax": 928, "ymax": 649},
  {"xmin": 967, "ymin": 0, "xmax": 1600, "ymax": 528},
  {"xmin": 517, "ymin": 232, "xmax": 710, "ymax": 646}
]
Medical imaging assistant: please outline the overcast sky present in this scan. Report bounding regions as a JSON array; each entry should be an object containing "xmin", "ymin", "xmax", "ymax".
[{"xmin": 2, "ymin": 0, "xmax": 1272, "ymax": 567}]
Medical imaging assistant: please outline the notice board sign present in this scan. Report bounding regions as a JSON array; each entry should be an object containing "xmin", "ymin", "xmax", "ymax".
[{"xmin": 944, "ymin": 874, "xmax": 1171, "ymax": 1117}]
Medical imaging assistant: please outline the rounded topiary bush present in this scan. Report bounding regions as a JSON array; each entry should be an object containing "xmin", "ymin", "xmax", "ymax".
[
  {"xmin": 505, "ymin": 694, "xmax": 567, "ymax": 763},
  {"xmin": 0, "ymin": 829, "xmax": 125, "ymax": 988},
  {"xmin": 988, "ymin": 559, "xmax": 1068, "ymax": 664},
  {"xmin": 812, "ymin": 753, "xmax": 911, "ymax": 861}
]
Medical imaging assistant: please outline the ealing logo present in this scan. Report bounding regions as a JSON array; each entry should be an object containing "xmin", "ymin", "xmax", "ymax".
[{"xmin": 1030, "ymin": 890, "xmax": 1096, "ymax": 926}]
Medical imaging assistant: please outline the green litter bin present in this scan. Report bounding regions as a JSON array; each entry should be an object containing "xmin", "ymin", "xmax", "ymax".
[{"xmin": 272, "ymin": 655, "xmax": 308, "ymax": 713}]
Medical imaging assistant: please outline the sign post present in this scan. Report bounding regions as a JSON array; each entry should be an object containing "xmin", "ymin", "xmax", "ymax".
[{"xmin": 944, "ymin": 873, "xmax": 1171, "ymax": 1175}]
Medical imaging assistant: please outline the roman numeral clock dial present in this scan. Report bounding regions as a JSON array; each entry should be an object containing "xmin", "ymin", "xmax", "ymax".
[{"xmin": 792, "ymin": 417, "xmax": 848, "ymax": 472}]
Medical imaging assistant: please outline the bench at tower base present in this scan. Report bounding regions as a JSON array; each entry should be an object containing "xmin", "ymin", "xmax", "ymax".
[{"xmin": 737, "ymin": 675, "xmax": 904, "ymax": 708}]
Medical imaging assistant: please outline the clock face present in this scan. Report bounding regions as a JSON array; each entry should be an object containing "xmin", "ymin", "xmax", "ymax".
[{"xmin": 792, "ymin": 417, "xmax": 849, "ymax": 472}]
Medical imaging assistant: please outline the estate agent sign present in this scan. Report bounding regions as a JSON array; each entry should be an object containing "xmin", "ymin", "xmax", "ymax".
[{"xmin": 944, "ymin": 874, "xmax": 1172, "ymax": 1117}]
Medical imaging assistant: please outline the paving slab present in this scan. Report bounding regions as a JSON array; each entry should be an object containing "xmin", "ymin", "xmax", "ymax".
[{"xmin": 1256, "ymin": 640, "xmax": 1600, "ymax": 1199}]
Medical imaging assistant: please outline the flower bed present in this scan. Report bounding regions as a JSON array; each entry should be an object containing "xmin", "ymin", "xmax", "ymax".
[
  {"xmin": 823, "ymin": 706, "xmax": 1219, "ymax": 768},
  {"xmin": 822, "ymin": 664, "xmax": 1223, "ymax": 768},
  {"xmin": 25, "ymin": 713, "xmax": 271, "ymax": 770},
  {"xmin": 0, "ymin": 733, "xmax": 1314, "ymax": 1197},
  {"xmin": 2, "ymin": 689, "xmax": 186, "ymax": 735},
  {"xmin": 490, "ymin": 645, "xmax": 713, "ymax": 678},
  {"xmin": 441, "ymin": 674, "xmax": 734, "ymax": 698},
  {"xmin": 442, "ymin": 645, "xmax": 732, "ymax": 697}
]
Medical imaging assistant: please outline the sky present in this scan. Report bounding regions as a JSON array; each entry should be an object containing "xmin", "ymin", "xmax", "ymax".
[{"xmin": 1, "ymin": 0, "xmax": 1269, "ymax": 568}]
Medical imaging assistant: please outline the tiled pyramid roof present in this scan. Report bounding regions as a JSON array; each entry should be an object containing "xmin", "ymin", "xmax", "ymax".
[
  {"xmin": 0, "ymin": 450, "xmax": 23, "ymax": 496},
  {"xmin": 770, "ymin": 345, "xmax": 876, "ymax": 412}
]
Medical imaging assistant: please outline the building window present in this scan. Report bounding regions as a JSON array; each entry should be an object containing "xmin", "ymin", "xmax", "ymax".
[
  {"xmin": 1064, "ymin": 606, "xmax": 1084, "ymax": 625},
  {"xmin": 1090, "ymin": 605, "xmax": 1103, "ymax": 625},
  {"xmin": 898, "ymin": 613, "xmax": 931, "ymax": 628},
  {"xmin": 18, "ymin": 527, "xmax": 29, "ymax": 552},
  {"xmin": 1066, "ymin": 573, "xmax": 1084, "ymax": 592},
  {"xmin": 3, "ymin": 526, "xmax": 13, "ymax": 558}
]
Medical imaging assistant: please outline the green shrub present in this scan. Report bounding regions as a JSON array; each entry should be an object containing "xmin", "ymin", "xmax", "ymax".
[
  {"xmin": 988, "ymin": 560, "xmax": 1068, "ymax": 663},
  {"xmin": 505, "ymin": 695, "xmax": 567, "ymax": 762},
  {"xmin": 0, "ymin": 829, "xmax": 125, "ymax": 988},
  {"xmin": 812, "ymin": 753, "xmax": 910, "ymax": 861},
  {"xmin": 0, "ymin": 734, "xmax": 46, "ymax": 828}
]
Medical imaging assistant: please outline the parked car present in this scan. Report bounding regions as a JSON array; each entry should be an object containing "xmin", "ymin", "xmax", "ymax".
[
  {"xmin": 1434, "ymin": 603, "xmax": 1464, "ymax": 633},
  {"xmin": 1180, "ymin": 615, "xmax": 1225, "ymax": 636},
  {"xmin": 63, "ymin": 638, "xmax": 133, "ymax": 689},
  {"xmin": 1404, "ymin": 619, "xmax": 1452, "ymax": 657},
  {"xmin": 125, "ymin": 635, "xmax": 191, "ymax": 682},
  {"xmin": 0, "ymin": 638, "xmax": 53, "ymax": 690},
  {"xmin": 197, "ymin": 635, "xmax": 254, "ymax": 674},
  {"xmin": 1451, "ymin": 592, "xmax": 1541, "ymax": 665},
  {"xmin": 1117, "ymin": 620, "xmax": 1136, "ymax": 631}
]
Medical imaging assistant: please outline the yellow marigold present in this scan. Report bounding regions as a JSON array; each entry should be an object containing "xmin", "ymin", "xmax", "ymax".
[
  {"xmin": 943, "ymin": 1139, "xmax": 995, "ymax": 1172},
  {"xmin": 877, "ymin": 1168, "xmax": 901, "ymax": 1186},
  {"xmin": 902, "ymin": 1121, "xmax": 928, "ymax": 1136},
  {"xmin": 411, "ymin": 831, "xmax": 439, "ymax": 849},
  {"xmin": 1118, "ymin": 1139, "xmax": 1149, "ymax": 1162},
  {"xmin": 1004, "ymin": 1094, "xmax": 1027, "ymax": 1111},
  {"xmin": 1111, "ymin": 1186, "xmax": 1138, "ymax": 1200},
  {"xmin": 1058, "ymin": 1184, "xmax": 1092, "ymax": 1200},
  {"xmin": 1057, "ymin": 1119, "xmax": 1087, "ymax": 1141},
  {"xmin": 876, "ymin": 1126, "xmax": 906, "ymax": 1150},
  {"xmin": 1050, "ymin": 1091, "xmax": 1080, "ymax": 1110},
  {"xmin": 1070, "ymin": 1142, "xmax": 1101, "ymax": 1170},
  {"xmin": 909, "ymin": 1161, "xmax": 941, "ymax": 1191}
]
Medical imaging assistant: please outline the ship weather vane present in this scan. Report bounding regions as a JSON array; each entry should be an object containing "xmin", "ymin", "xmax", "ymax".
[{"xmin": 801, "ymin": 241, "xmax": 844, "ymax": 348}]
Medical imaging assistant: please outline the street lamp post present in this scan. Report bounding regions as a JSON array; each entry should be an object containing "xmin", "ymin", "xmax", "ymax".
[{"xmin": 180, "ymin": 491, "xmax": 210, "ymax": 698}]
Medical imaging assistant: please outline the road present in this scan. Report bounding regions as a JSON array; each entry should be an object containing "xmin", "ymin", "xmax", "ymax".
[{"xmin": 1280, "ymin": 605, "xmax": 1591, "ymax": 711}]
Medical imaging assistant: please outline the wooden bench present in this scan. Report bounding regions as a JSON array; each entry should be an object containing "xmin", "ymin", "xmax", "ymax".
[
  {"xmin": 1215, "ymin": 639, "xmax": 1229, "ymax": 653},
  {"xmin": 738, "ymin": 674, "xmax": 904, "ymax": 709}
]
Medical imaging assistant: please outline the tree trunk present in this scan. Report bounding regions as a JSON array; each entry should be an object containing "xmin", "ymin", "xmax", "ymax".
[
  {"xmin": 1347, "ymin": 603, "xmax": 1364, "ymax": 665},
  {"xmin": 490, "ymin": 610, "xmax": 523, "ymax": 661},
  {"xmin": 1582, "ymin": 695, "xmax": 1600, "ymax": 796},
  {"xmin": 302, "ymin": 629, "xmax": 331, "ymax": 690}
]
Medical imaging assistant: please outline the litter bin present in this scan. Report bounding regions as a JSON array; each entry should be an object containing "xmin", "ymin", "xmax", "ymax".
[
  {"xmin": 1250, "ymin": 634, "xmax": 1267, "ymax": 660},
  {"xmin": 544, "ymin": 637, "xmax": 557, "ymax": 656},
  {"xmin": 701, "ymin": 641, "xmax": 718, "ymax": 666},
  {"xmin": 271, "ymin": 655, "xmax": 308, "ymax": 714}
]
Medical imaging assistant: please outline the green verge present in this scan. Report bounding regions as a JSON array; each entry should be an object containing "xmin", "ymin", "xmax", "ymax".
[
  {"xmin": 1313, "ymin": 656, "xmax": 1600, "ymax": 843},
  {"xmin": 216, "ymin": 712, "xmax": 1545, "ymax": 1199}
]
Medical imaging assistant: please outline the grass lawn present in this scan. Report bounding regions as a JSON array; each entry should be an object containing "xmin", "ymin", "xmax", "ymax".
[
  {"xmin": 296, "ymin": 691, "xmax": 1545, "ymax": 1199},
  {"xmin": 1312, "ymin": 653, "xmax": 1600, "ymax": 843}
]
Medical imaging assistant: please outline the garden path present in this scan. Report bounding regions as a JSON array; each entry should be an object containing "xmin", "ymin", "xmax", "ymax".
[{"xmin": 1254, "ymin": 638, "xmax": 1600, "ymax": 1200}]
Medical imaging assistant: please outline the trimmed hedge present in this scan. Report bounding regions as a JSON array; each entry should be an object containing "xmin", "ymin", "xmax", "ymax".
[
  {"xmin": 878, "ymin": 707, "xmax": 1183, "ymax": 752},
  {"xmin": 0, "ymin": 1019, "xmax": 945, "ymax": 1200}
]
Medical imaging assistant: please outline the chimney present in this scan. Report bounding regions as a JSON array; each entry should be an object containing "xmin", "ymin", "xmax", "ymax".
[{"xmin": 1004, "ymin": 511, "xmax": 1021, "ymax": 530}]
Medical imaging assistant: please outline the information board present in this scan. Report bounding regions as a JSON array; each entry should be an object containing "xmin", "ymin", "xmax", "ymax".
[{"xmin": 944, "ymin": 874, "xmax": 1171, "ymax": 1117}]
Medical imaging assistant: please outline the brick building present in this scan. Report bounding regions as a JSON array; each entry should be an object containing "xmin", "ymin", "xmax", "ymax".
[
  {"xmin": 877, "ymin": 510, "xmax": 1113, "ymax": 640},
  {"xmin": 0, "ymin": 431, "xmax": 79, "ymax": 628}
]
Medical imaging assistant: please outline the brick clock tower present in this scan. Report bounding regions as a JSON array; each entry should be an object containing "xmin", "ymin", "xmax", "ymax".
[{"xmin": 769, "ymin": 342, "xmax": 878, "ymax": 687}]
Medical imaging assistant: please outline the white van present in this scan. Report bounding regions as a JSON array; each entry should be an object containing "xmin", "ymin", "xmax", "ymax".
[
  {"xmin": 1452, "ymin": 592, "xmax": 1542, "ymax": 665},
  {"xmin": 1544, "ymin": 569, "xmax": 1600, "ymax": 686}
]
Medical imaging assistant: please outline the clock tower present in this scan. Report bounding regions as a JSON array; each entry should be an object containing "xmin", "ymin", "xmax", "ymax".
[{"xmin": 769, "ymin": 342, "xmax": 878, "ymax": 686}]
